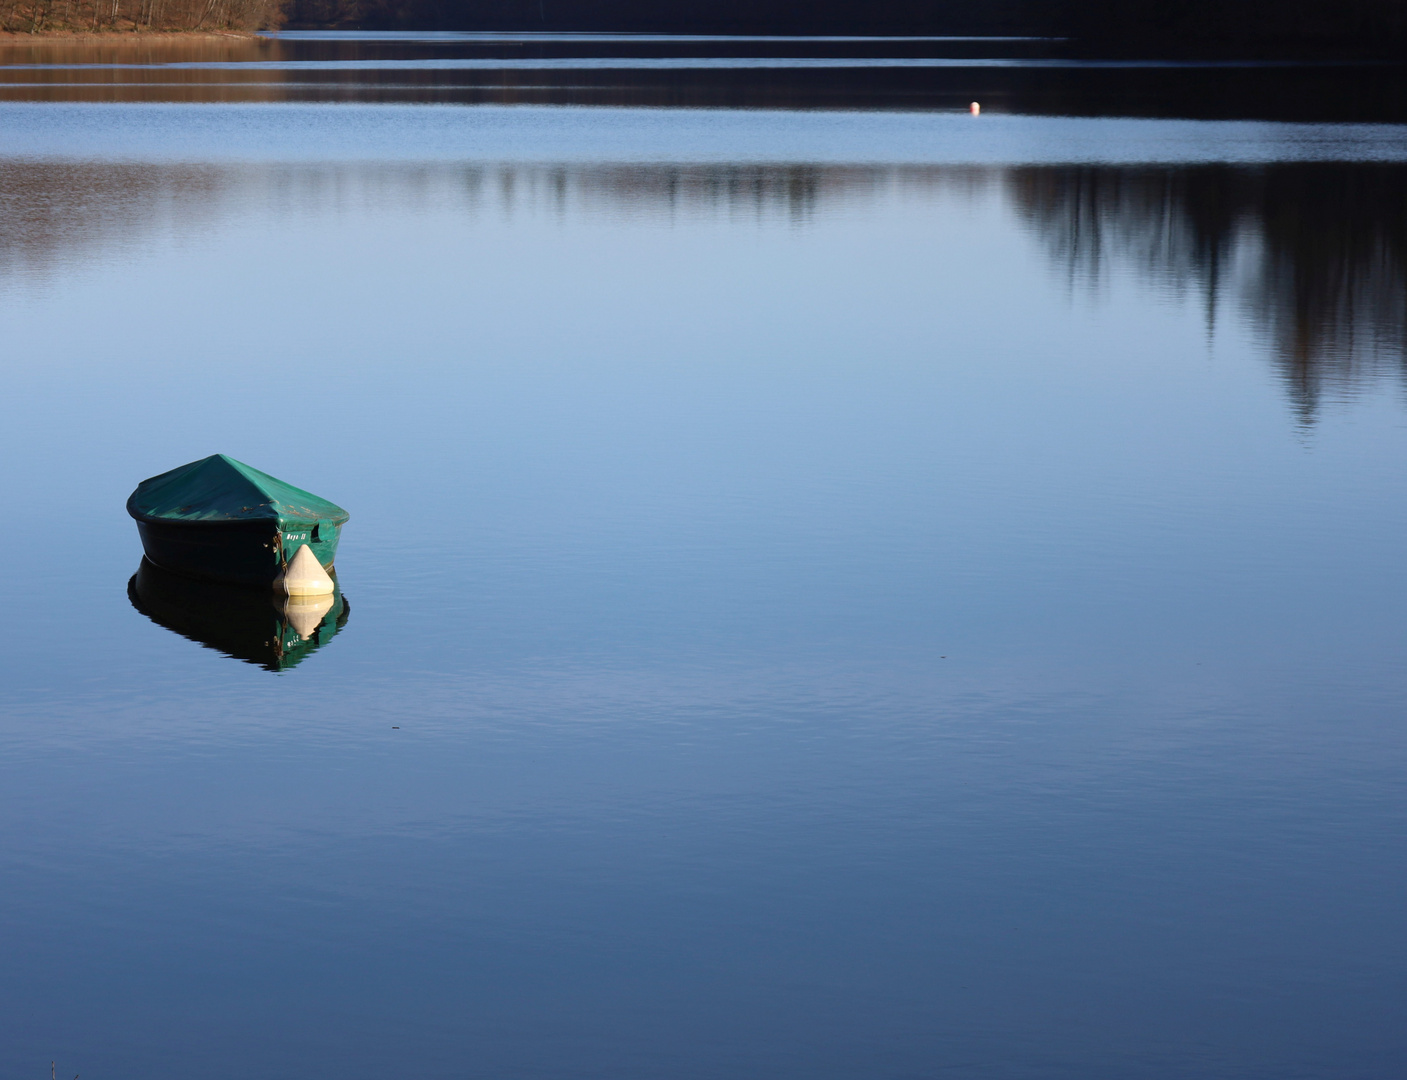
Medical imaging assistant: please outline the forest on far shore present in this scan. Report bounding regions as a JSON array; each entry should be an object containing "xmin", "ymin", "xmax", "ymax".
[
  {"xmin": 2, "ymin": 0, "xmax": 1405, "ymax": 59},
  {"xmin": 0, "ymin": 0, "xmax": 277, "ymax": 33}
]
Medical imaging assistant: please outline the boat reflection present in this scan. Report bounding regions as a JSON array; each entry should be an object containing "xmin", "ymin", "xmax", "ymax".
[{"xmin": 127, "ymin": 557, "xmax": 350, "ymax": 672}]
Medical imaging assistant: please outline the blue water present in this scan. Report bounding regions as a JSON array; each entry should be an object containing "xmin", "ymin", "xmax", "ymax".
[{"xmin": 1, "ymin": 53, "xmax": 1406, "ymax": 1079}]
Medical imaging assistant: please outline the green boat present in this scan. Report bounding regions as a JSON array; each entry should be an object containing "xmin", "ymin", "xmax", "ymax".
[
  {"xmin": 129, "ymin": 558, "xmax": 350, "ymax": 672},
  {"xmin": 127, "ymin": 454, "xmax": 348, "ymax": 588}
]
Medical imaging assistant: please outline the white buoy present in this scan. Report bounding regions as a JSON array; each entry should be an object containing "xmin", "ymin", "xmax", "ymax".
[
  {"xmin": 970, "ymin": 101, "xmax": 981, "ymax": 116},
  {"xmin": 278, "ymin": 543, "xmax": 335, "ymax": 597}
]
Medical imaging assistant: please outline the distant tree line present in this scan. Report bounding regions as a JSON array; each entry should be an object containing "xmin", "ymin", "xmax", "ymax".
[
  {"xmin": 284, "ymin": 0, "xmax": 1032, "ymax": 35},
  {"xmin": 0, "ymin": 0, "xmax": 278, "ymax": 31},
  {"xmin": 1053, "ymin": 0, "xmax": 1407, "ymax": 56},
  {"xmin": 278, "ymin": 0, "xmax": 1406, "ymax": 57},
  {"xmin": 3, "ymin": 0, "xmax": 1403, "ymax": 56}
]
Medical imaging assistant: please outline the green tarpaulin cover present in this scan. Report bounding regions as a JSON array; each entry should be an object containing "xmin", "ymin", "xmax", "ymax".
[{"xmin": 127, "ymin": 454, "xmax": 349, "ymax": 527}]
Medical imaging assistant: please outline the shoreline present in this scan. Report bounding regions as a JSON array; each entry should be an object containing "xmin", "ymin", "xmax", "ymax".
[{"xmin": 0, "ymin": 29, "xmax": 267, "ymax": 43}]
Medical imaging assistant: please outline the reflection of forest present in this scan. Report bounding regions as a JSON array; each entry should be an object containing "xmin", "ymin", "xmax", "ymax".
[
  {"xmin": 0, "ymin": 161, "xmax": 230, "ymax": 280},
  {"xmin": 0, "ymin": 161, "xmax": 972, "ymax": 276},
  {"xmin": 0, "ymin": 36, "xmax": 293, "ymax": 103},
  {"xmin": 3, "ymin": 159, "xmax": 1403, "ymax": 420},
  {"xmin": 476, "ymin": 163, "xmax": 986, "ymax": 221},
  {"xmin": 4, "ymin": 36, "xmax": 1405, "ymax": 118},
  {"xmin": 1008, "ymin": 165, "xmax": 1407, "ymax": 420}
]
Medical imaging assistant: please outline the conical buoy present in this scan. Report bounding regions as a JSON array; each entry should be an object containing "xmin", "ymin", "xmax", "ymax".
[
  {"xmin": 278, "ymin": 543, "xmax": 335, "ymax": 597},
  {"xmin": 970, "ymin": 101, "xmax": 981, "ymax": 116}
]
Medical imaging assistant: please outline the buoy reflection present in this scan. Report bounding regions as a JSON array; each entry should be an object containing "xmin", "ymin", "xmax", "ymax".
[{"xmin": 128, "ymin": 557, "xmax": 350, "ymax": 672}]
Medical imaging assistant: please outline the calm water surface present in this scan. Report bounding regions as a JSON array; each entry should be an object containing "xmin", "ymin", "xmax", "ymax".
[{"xmin": 2, "ymin": 40, "xmax": 1406, "ymax": 1080}]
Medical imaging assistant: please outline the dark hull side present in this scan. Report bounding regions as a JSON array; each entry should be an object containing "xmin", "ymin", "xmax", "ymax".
[
  {"xmin": 129, "ymin": 558, "xmax": 349, "ymax": 672},
  {"xmin": 135, "ymin": 519, "xmax": 342, "ymax": 587},
  {"xmin": 136, "ymin": 519, "xmax": 282, "ymax": 586}
]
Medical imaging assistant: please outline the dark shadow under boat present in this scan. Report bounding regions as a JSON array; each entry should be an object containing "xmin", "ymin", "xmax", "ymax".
[{"xmin": 128, "ymin": 557, "xmax": 350, "ymax": 672}]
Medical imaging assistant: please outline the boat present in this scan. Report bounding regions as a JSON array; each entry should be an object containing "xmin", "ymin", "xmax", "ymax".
[
  {"xmin": 127, "ymin": 454, "xmax": 349, "ymax": 590},
  {"xmin": 129, "ymin": 557, "xmax": 350, "ymax": 672}
]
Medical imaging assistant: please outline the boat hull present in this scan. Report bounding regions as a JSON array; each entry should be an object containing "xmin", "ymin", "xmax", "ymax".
[{"xmin": 135, "ymin": 518, "xmax": 342, "ymax": 587}]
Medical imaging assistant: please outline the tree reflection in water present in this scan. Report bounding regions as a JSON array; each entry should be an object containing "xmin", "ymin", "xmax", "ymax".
[
  {"xmin": 1009, "ymin": 164, "xmax": 1407, "ymax": 422},
  {"xmin": 3, "ymin": 157, "xmax": 1404, "ymax": 423}
]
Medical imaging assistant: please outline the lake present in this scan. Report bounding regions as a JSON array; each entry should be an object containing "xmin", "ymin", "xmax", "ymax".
[{"xmin": 1, "ymin": 34, "xmax": 1405, "ymax": 1080}]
